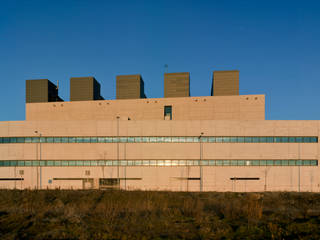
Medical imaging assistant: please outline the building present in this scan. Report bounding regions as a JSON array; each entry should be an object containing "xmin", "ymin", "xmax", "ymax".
[{"xmin": 0, "ymin": 71, "xmax": 319, "ymax": 191}]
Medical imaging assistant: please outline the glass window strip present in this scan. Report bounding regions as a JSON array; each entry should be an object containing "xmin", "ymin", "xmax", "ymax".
[
  {"xmin": 0, "ymin": 136, "xmax": 318, "ymax": 144},
  {"xmin": 0, "ymin": 159, "xmax": 317, "ymax": 166}
]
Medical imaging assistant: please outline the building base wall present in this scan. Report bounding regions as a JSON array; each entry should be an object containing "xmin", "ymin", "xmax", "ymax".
[{"xmin": 0, "ymin": 166, "xmax": 318, "ymax": 192}]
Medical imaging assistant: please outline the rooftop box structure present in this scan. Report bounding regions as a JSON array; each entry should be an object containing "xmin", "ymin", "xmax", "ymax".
[
  {"xmin": 26, "ymin": 79, "xmax": 63, "ymax": 103},
  {"xmin": 116, "ymin": 74, "xmax": 146, "ymax": 99},
  {"xmin": 70, "ymin": 77, "xmax": 103, "ymax": 101},
  {"xmin": 164, "ymin": 72, "xmax": 190, "ymax": 98},
  {"xmin": 212, "ymin": 70, "xmax": 239, "ymax": 96}
]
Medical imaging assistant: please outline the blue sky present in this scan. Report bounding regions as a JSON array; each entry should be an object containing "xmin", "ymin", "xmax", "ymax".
[{"xmin": 0, "ymin": 0, "xmax": 319, "ymax": 121}]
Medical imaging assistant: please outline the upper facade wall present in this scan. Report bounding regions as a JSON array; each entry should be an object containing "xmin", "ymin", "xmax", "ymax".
[{"xmin": 26, "ymin": 94, "xmax": 265, "ymax": 121}]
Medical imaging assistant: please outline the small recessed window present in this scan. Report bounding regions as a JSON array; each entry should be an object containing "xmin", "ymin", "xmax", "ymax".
[{"xmin": 164, "ymin": 106, "xmax": 172, "ymax": 120}]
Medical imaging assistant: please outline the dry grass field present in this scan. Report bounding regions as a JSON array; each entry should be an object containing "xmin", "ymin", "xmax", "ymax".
[{"xmin": 0, "ymin": 190, "xmax": 320, "ymax": 239}]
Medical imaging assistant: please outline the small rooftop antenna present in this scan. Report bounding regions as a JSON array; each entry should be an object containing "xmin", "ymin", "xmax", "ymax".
[
  {"xmin": 164, "ymin": 64, "xmax": 168, "ymax": 73},
  {"xmin": 56, "ymin": 80, "xmax": 59, "ymax": 90}
]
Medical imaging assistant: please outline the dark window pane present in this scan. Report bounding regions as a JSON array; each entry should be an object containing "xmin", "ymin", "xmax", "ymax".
[
  {"xmin": 25, "ymin": 161, "xmax": 32, "ymax": 166},
  {"xmin": 216, "ymin": 137, "xmax": 222, "ymax": 143},
  {"xmin": 230, "ymin": 137, "xmax": 237, "ymax": 143},
  {"xmin": 105, "ymin": 137, "xmax": 112, "ymax": 143},
  {"xmin": 216, "ymin": 160, "xmax": 223, "ymax": 166},
  {"xmin": 32, "ymin": 137, "xmax": 39, "ymax": 143},
  {"xmin": 266, "ymin": 160, "xmax": 273, "ymax": 166},
  {"xmin": 134, "ymin": 137, "xmax": 142, "ymax": 143},
  {"xmin": 238, "ymin": 137, "xmax": 244, "ymax": 143},
  {"xmin": 266, "ymin": 137, "xmax": 273, "ymax": 143},
  {"xmin": 128, "ymin": 137, "xmax": 134, "ymax": 143},
  {"xmin": 47, "ymin": 161, "xmax": 54, "ymax": 166},
  {"xmin": 311, "ymin": 137, "xmax": 318, "ymax": 143},
  {"xmin": 16, "ymin": 137, "xmax": 24, "ymax": 143},
  {"xmin": 3, "ymin": 138, "xmax": 10, "ymax": 143},
  {"xmin": 303, "ymin": 160, "xmax": 311, "ymax": 165},
  {"xmin": 252, "ymin": 160, "xmax": 259, "ymax": 166},
  {"xmin": 281, "ymin": 160, "xmax": 288, "ymax": 166},
  {"xmin": 289, "ymin": 160, "xmax": 296, "ymax": 166},
  {"xmin": 238, "ymin": 160, "xmax": 245, "ymax": 166},
  {"xmin": 46, "ymin": 137, "xmax": 53, "ymax": 143},
  {"xmin": 83, "ymin": 137, "xmax": 90, "ymax": 143},
  {"xmin": 208, "ymin": 137, "xmax": 215, "ymax": 143},
  {"xmin": 274, "ymin": 137, "xmax": 281, "ymax": 143},
  {"xmin": 230, "ymin": 160, "xmax": 237, "ymax": 166},
  {"xmin": 54, "ymin": 137, "xmax": 61, "ymax": 143},
  {"xmin": 311, "ymin": 160, "xmax": 318, "ymax": 166},
  {"xmin": 296, "ymin": 137, "xmax": 302, "ymax": 143},
  {"xmin": 76, "ymin": 137, "xmax": 83, "ymax": 143},
  {"xmin": 289, "ymin": 137, "xmax": 295, "ymax": 143},
  {"xmin": 223, "ymin": 137, "xmax": 230, "ymax": 143},
  {"xmin": 69, "ymin": 137, "xmax": 76, "ymax": 143},
  {"xmin": 244, "ymin": 137, "xmax": 252, "ymax": 143},
  {"xmin": 260, "ymin": 137, "xmax": 266, "ymax": 143},
  {"xmin": 68, "ymin": 161, "xmax": 76, "ymax": 166},
  {"xmin": 10, "ymin": 161, "xmax": 17, "ymax": 166},
  {"xmin": 98, "ymin": 137, "xmax": 105, "ymax": 143},
  {"xmin": 164, "ymin": 106, "xmax": 172, "ymax": 120},
  {"xmin": 61, "ymin": 137, "xmax": 68, "ymax": 143},
  {"xmin": 76, "ymin": 161, "xmax": 83, "ymax": 166},
  {"xmin": 91, "ymin": 137, "xmax": 98, "ymax": 143},
  {"xmin": 61, "ymin": 161, "xmax": 68, "ymax": 166},
  {"xmin": 303, "ymin": 137, "xmax": 311, "ymax": 143},
  {"xmin": 252, "ymin": 137, "xmax": 259, "ymax": 143},
  {"xmin": 83, "ymin": 161, "xmax": 90, "ymax": 166},
  {"xmin": 282, "ymin": 137, "xmax": 289, "ymax": 143},
  {"xmin": 32, "ymin": 161, "xmax": 39, "ymax": 166},
  {"xmin": 18, "ymin": 161, "xmax": 24, "ymax": 166},
  {"xmin": 274, "ymin": 160, "xmax": 281, "ymax": 166},
  {"xmin": 201, "ymin": 137, "xmax": 208, "ymax": 142}
]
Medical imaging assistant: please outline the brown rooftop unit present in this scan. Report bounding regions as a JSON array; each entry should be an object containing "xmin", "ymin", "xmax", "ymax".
[
  {"xmin": 70, "ymin": 77, "xmax": 104, "ymax": 101},
  {"xmin": 211, "ymin": 70, "xmax": 239, "ymax": 96},
  {"xmin": 164, "ymin": 72, "xmax": 190, "ymax": 98},
  {"xmin": 116, "ymin": 74, "xmax": 146, "ymax": 99},
  {"xmin": 26, "ymin": 79, "xmax": 63, "ymax": 103}
]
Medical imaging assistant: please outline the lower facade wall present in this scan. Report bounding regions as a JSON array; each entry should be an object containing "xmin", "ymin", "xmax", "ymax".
[{"xmin": 0, "ymin": 166, "xmax": 319, "ymax": 192}]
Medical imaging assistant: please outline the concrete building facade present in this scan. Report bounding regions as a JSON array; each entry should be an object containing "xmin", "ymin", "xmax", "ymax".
[{"xmin": 0, "ymin": 71, "xmax": 319, "ymax": 192}]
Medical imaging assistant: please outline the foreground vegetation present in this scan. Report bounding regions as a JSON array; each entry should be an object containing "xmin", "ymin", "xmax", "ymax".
[{"xmin": 0, "ymin": 190, "xmax": 320, "ymax": 239}]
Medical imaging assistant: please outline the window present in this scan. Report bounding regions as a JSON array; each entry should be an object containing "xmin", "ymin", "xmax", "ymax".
[
  {"xmin": 164, "ymin": 106, "xmax": 172, "ymax": 120},
  {"xmin": 32, "ymin": 137, "xmax": 40, "ymax": 143}
]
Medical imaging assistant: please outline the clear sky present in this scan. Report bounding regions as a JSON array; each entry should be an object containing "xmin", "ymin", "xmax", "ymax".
[{"xmin": 0, "ymin": 0, "xmax": 319, "ymax": 121}]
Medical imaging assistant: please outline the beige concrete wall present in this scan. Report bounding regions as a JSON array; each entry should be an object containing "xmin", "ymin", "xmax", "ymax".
[
  {"xmin": 0, "ymin": 119, "xmax": 319, "ymax": 191},
  {"xmin": 26, "ymin": 95, "xmax": 265, "ymax": 121},
  {"xmin": 0, "ymin": 166, "xmax": 319, "ymax": 192}
]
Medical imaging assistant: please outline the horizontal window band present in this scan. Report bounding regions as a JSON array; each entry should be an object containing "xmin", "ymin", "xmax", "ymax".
[
  {"xmin": 0, "ymin": 136, "xmax": 318, "ymax": 144},
  {"xmin": 230, "ymin": 177, "xmax": 260, "ymax": 180},
  {"xmin": 0, "ymin": 159, "xmax": 317, "ymax": 167},
  {"xmin": 0, "ymin": 178, "xmax": 24, "ymax": 181}
]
